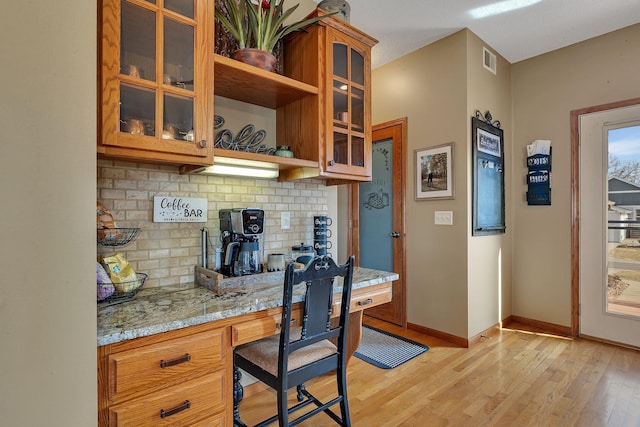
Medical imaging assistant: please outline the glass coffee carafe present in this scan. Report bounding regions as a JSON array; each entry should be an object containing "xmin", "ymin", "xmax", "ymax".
[{"xmin": 234, "ymin": 240, "xmax": 261, "ymax": 276}]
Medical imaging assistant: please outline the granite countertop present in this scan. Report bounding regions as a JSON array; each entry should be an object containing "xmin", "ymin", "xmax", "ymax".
[{"xmin": 97, "ymin": 267, "xmax": 398, "ymax": 346}]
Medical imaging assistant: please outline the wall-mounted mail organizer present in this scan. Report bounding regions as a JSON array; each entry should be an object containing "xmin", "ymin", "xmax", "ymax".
[{"xmin": 526, "ymin": 140, "xmax": 551, "ymax": 205}]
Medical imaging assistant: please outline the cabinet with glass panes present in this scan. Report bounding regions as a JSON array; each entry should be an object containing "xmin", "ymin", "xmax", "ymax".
[
  {"xmin": 99, "ymin": 0, "xmax": 214, "ymax": 165},
  {"xmin": 277, "ymin": 10, "xmax": 377, "ymax": 182}
]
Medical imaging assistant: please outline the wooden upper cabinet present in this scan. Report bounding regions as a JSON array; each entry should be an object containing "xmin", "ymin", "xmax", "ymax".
[
  {"xmin": 99, "ymin": 0, "xmax": 214, "ymax": 165},
  {"xmin": 278, "ymin": 11, "xmax": 378, "ymax": 182}
]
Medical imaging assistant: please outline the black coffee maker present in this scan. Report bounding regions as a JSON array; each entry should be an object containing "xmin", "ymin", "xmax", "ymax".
[{"xmin": 219, "ymin": 208, "xmax": 265, "ymax": 277}]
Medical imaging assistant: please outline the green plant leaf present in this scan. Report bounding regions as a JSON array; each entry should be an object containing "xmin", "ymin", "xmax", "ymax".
[{"xmin": 218, "ymin": 0, "xmax": 339, "ymax": 53}]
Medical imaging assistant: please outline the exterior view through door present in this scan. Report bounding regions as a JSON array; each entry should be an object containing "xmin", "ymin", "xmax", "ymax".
[{"xmin": 577, "ymin": 101, "xmax": 640, "ymax": 348}]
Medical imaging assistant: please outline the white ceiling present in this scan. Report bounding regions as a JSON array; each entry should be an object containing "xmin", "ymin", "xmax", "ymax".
[{"xmin": 340, "ymin": 0, "xmax": 640, "ymax": 68}]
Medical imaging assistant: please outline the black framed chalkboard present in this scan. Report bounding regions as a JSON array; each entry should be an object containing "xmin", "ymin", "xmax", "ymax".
[{"xmin": 472, "ymin": 114, "xmax": 505, "ymax": 236}]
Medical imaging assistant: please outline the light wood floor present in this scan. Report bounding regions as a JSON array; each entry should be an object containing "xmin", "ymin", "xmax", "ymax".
[{"xmin": 235, "ymin": 318, "xmax": 640, "ymax": 426}]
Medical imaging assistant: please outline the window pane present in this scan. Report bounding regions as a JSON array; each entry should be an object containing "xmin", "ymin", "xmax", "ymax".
[
  {"xmin": 164, "ymin": 17, "xmax": 194, "ymax": 91},
  {"xmin": 351, "ymin": 87, "xmax": 364, "ymax": 132},
  {"xmin": 164, "ymin": 0, "xmax": 193, "ymax": 19},
  {"xmin": 333, "ymin": 132, "xmax": 348, "ymax": 165},
  {"xmin": 352, "ymin": 136, "xmax": 364, "ymax": 167},
  {"xmin": 351, "ymin": 48, "xmax": 364, "ymax": 85},
  {"xmin": 163, "ymin": 94, "xmax": 194, "ymax": 141},
  {"xmin": 607, "ymin": 123, "xmax": 640, "ymax": 318},
  {"xmin": 333, "ymin": 43, "xmax": 347, "ymax": 79},
  {"xmin": 333, "ymin": 79, "xmax": 348, "ymax": 128},
  {"xmin": 120, "ymin": 84, "xmax": 155, "ymax": 136},
  {"xmin": 120, "ymin": 1, "xmax": 156, "ymax": 82}
]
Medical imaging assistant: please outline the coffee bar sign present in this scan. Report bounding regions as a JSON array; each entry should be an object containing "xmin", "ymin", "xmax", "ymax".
[{"xmin": 153, "ymin": 196, "xmax": 208, "ymax": 223}]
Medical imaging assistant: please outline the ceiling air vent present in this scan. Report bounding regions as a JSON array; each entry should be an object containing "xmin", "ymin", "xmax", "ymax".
[{"xmin": 483, "ymin": 47, "xmax": 496, "ymax": 74}]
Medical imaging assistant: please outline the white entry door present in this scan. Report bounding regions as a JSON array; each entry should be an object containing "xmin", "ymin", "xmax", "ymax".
[{"xmin": 580, "ymin": 104, "xmax": 640, "ymax": 347}]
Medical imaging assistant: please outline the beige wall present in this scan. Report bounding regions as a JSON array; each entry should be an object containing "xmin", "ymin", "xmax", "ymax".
[
  {"xmin": 0, "ymin": 1, "xmax": 97, "ymax": 425},
  {"xmin": 372, "ymin": 30, "xmax": 470, "ymax": 338},
  {"xmin": 465, "ymin": 32, "xmax": 513, "ymax": 337},
  {"xmin": 371, "ymin": 29, "xmax": 514, "ymax": 339},
  {"xmin": 511, "ymin": 23, "xmax": 640, "ymax": 326},
  {"xmin": 372, "ymin": 23, "xmax": 640, "ymax": 337}
]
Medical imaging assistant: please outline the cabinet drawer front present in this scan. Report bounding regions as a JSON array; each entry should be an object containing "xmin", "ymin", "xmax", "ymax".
[
  {"xmin": 232, "ymin": 309, "xmax": 302, "ymax": 346},
  {"xmin": 109, "ymin": 371, "xmax": 225, "ymax": 427},
  {"xmin": 189, "ymin": 413, "xmax": 226, "ymax": 426},
  {"xmin": 109, "ymin": 328, "xmax": 226, "ymax": 399},
  {"xmin": 349, "ymin": 285, "xmax": 392, "ymax": 311}
]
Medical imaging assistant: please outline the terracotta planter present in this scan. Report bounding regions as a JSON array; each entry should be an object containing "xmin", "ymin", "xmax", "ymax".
[{"xmin": 231, "ymin": 48, "xmax": 277, "ymax": 72}]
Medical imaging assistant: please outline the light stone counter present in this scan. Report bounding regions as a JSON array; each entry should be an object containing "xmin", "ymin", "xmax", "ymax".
[{"xmin": 97, "ymin": 267, "xmax": 398, "ymax": 346}]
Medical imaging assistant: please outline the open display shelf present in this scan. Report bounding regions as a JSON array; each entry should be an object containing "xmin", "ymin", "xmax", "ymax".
[{"xmin": 213, "ymin": 54, "xmax": 318, "ymax": 109}]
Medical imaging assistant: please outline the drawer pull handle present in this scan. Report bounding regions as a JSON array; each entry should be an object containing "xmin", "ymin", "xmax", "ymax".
[
  {"xmin": 160, "ymin": 353, "xmax": 191, "ymax": 368},
  {"xmin": 160, "ymin": 400, "xmax": 191, "ymax": 419},
  {"xmin": 357, "ymin": 298, "xmax": 374, "ymax": 306},
  {"xmin": 276, "ymin": 319, "xmax": 297, "ymax": 329}
]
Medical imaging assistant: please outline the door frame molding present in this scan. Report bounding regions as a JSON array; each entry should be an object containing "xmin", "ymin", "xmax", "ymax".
[
  {"xmin": 348, "ymin": 117, "xmax": 407, "ymax": 327},
  {"xmin": 570, "ymin": 97, "xmax": 640, "ymax": 337}
]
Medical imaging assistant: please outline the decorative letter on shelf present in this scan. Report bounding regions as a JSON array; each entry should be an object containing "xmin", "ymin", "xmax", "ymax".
[{"xmin": 213, "ymin": 115, "xmax": 276, "ymax": 155}]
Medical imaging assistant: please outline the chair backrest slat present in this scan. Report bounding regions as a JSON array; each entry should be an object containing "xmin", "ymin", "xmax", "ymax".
[{"xmin": 278, "ymin": 256, "xmax": 354, "ymax": 376}]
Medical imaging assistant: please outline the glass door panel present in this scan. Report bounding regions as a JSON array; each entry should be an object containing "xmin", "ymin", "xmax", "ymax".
[
  {"xmin": 329, "ymin": 38, "xmax": 369, "ymax": 173},
  {"xmin": 606, "ymin": 123, "xmax": 640, "ymax": 319},
  {"xmin": 359, "ymin": 137, "xmax": 393, "ymax": 271},
  {"xmin": 333, "ymin": 80, "xmax": 348, "ymax": 129},
  {"xmin": 120, "ymin": 84, "xmax": 156, "ymax": 136},
  {"xmin": 120, "ymin": 1, "xmax": 156, "ymax": 82},
  {"xmin": 163, "ymin": 94, "xmax": 193, "ymax": 141},
  {"xmin": 164, "ymin": 17, "xmax": 194, "ymax": 91},
  {"xmin": 351, "ymin": 87, "xmax": 364, "ymax": 132},
  {"xmin": 164, "ymin": 0, "xmax": 193, "ymax": 18},
  {"xmin": 352, "ymin": 136, "xmax": 364, "ymax": 167},
  {"xmin": 351, "ymin": 49, "xmax": 364, "ymax": 85},
  {"xmin": 333, "ymin": 43, "xmax": 347, "ymax": 79},
  {"xmin": 333, "ymin": 132, "xmax": 348, "ymax": 165}
]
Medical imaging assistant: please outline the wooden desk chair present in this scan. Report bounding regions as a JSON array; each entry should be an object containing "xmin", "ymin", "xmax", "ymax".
[{"xmin": 233, "ymin": 255, "xmax": 355, "ymax": 427}]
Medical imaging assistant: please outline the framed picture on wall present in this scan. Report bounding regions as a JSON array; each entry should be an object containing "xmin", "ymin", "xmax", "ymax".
[
  {"xmin": 472, "ymin": 115, "xmax": 505, "ymax": 235},
  {"xmin": 415, "ymin": 142, "xmax": 454, "ymax": 200}
]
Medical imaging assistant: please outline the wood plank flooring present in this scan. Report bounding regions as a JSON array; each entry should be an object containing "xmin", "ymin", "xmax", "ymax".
[{"xmin": 234, "ymin": 318, "xmax": 640, "ymax": 426}]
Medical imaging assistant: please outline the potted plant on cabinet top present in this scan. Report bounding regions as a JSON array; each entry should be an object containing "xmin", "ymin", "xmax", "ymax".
[{"xmin": 215, "ymin": 0, "xmax": 336, "ymax": 72}]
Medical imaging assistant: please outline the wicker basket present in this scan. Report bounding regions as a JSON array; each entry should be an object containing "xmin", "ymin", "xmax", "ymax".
[
  {"xmin": 98, "ymin": 272, "xmax": 147, "ymax": 303},
  {"xmin": 97, "ymin": 227, "xmax": 140, "ymax": 246}
]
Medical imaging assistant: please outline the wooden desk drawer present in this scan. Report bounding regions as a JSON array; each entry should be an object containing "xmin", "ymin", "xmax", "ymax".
[
  {"xmin": 189, "ymin": 412, "xmax": 226, "ymax": 426},
  {"xmin": 108, "ymin": 328, "xmax": 226, "ymax": 400},
  {"xmin": 109, "ymin": 371, "xmax": 225, "ymax": 427},
  {"xmin": 349, "ymin": 285, "xmax": 392, "ymax": 311},
  {"xmin": 232, "ymin": 308, "xmax": 303, "ymax": 346}
]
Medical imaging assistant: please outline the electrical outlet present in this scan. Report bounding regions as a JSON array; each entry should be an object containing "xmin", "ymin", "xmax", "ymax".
[
  {"xmin": 281, "ymin": 212, "xmax": 290, "ymax": 230},
  {"xmin": 434, "ymin": 211, "xmax": 453, "ymax": 225}
]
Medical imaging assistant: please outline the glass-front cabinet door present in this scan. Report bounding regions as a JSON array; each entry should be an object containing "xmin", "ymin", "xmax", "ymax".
[
  {"xmin": 99, "ymin": 0, "xmax": 213, "ymax": 165},
  {"xmin": 325, "ymin": 30, "xmax": 372, "ymax": 178}
]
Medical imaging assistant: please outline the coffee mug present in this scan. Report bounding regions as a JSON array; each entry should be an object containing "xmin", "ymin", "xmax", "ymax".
[
  {"xmin": 314, "ymin": 216, "xmax": 332, "ymax": 227},
  {"xmin": 314, "ymin": 229, "xmax": 332, "ymax": 238},
  {"xmin": 313, "ymin": 240, "xmax": 332, "ymax": 251}
]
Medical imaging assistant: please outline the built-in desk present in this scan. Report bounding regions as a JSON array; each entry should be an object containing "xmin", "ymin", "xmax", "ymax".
[{"xmin": 97, "ymin": 267, "xmax": 397, "ymax": 426}]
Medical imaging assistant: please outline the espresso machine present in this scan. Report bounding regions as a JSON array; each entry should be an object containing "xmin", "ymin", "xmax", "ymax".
[{"xmin": 219, "ymin": 208, "xmax": 265, "ymax": 277}]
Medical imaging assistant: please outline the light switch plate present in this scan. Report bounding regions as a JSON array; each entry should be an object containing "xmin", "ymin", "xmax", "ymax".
[
  {"xmin": 434, "ymin": 211, "xmax": 453, "ymax": 225},
  {"xmin": 281, "ymin": 212, "xmax": 291, "ymax": 230}
]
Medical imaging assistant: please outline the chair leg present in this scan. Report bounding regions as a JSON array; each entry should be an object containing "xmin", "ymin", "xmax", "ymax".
[
  {"xmin": 233, "ymin": 367, "xmax": 247, "ymax": 427},
  {"xmin": 337, "ymin": 366, "xmax": 351, "ymax": 427},
  {"xmin": 277, "ymin": 388, "xmax": 288, "ymax": 427},
  {"xmin": 296, "ymin": 384, "xmax": 306, "ymax": 402}
]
